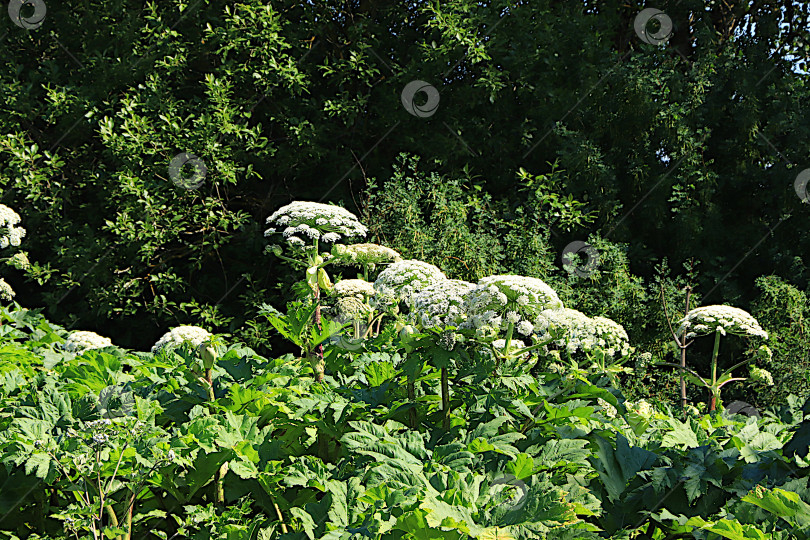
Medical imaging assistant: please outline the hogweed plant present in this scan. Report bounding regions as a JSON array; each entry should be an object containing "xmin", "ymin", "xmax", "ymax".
[
  {"xmin": 264, "ymin": 201, "xmax": 368, "ymax": 381},
  {"xmin": 462, "ymin": 275, "xmax": 563, "ymax": 356},
  {"xmin": 151, "ymin": 325, "xmax": 227, "ymax": 502},
  {"xmin": 660, "ymin": 305, "xmax": 772, "ymax": 412},
  {"xmin": 410, "ymin": 279, "xmax": 473, "ymax": 428}
]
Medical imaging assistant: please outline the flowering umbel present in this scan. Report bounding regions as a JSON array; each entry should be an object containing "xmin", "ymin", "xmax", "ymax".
[
  {"xmin": 151, "ymin": 325, "xmax": 213, "ymax": 354},
  {"xmin": 411, "ymin": 279, "xmax": 474, "ymax": 330},
  {"xmin": 333, "ymin": 278, "xmax": 375, "ymax": 299},
  {"xmin": 64, "ymin": 331, "xmax": 114, "ymax": 353},
  {"xmin": 264, "ymin": 201, "xmax": 367, "ymax": 247},
  {"xmin": 676, "ymin": 305, "xmax": 768, "ymax": 340},
  {"xmin": 0, "ymin": 204, "xmax": 25, "ymax": 249},
  {"xmin": 374, "ymin": 260, "xmax": 447, "ymax": 308},
  {"xmin": 0, "ymin": 278, "xmax": 14, "ymax": 301},
  {"xmin": 462, "ymin": 275, "xmax": 563, "ymax": 337}
]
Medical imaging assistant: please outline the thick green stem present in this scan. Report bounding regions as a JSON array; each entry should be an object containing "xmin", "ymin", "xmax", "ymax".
[
  {"xmin": 680, "ymin": 286, "xmax": 692, "ymax": 409},
  {"xmin": 125, "ymin": 493, "xmax": 134, "ymax": 540},
  {"xmin": 273, "ymin": 500, "xmax": 288, "ymax": 534},
  {"xmin": 104, "ymin": 505, "xmax": 119, "ymax": 536},
  {"xmin": 216, "ymin": 462, "xmax": 227, "ymax": 505},
  {"xmin": 504, "ymin": 322, "xmax": 514, "ymax": 355},
  {"xmin": 310, "ymin": 260, "xmax": 326, "ymax": 381},
  {"xmin": 709, "ymin": 331, "xmax": 721, "ymax": 412},
  {"xmin": 204, "ymin": 366, "xmax": 226, "ymax": 506},
  {"xmin": 441, "ymin": 367, "xmax": 450, "ymax": 429},
  {"xmin": 205, "ymin": 368, "xmax": 215, "ymax": 404}
]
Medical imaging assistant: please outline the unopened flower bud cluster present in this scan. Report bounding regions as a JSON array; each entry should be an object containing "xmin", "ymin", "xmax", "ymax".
[{"xmin": 331, "ymin": 243, "xmax": 402, "ymax": 266}]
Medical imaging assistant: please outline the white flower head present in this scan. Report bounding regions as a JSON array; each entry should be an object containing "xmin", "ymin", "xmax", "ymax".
[
  {"xmin": 462, "ymin": 275, "xmax": 563, "ymax": 334},
  {"xmin": 534, "ymin": 308, "xmax": 630, "ymax": 358},
  {"xmin": 516, "ymin": 320, "xmax": 534, "ymax": 336},
  {"xmin": 151, "ymin": 325, "xmax": 213, "ymax": 354},
  {"xmin": 0, "ymin": 204, "xmax": 25, "ymax": 250},
  {"xmin": 411, "ymin": 279, "xmax": 474, "ymax": 330},
  {"xmin": 264, "ymin": 201, "xmax": 367, "ymax": 247},
  {"xmin": 0, "ymin": 278, "xmax": 14, "ymax": 301},
  {"xmin": 374, "ymin": 260, "xmax": 447, "ymax": 308},
  {"xmin": 63, "ymin": 330, "xmax": 114, "ymax": 353},
  {"xmin": 676, "ymin": 305, "xmax": 768, "ymax": 340}
]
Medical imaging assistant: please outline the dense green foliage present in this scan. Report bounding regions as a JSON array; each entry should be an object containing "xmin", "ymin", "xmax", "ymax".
[
  {"xmin": 2, "ymin": 0, "xmax": 810, "ymax": 537},
  {"xmin": 2, "ymin": 301, "xmax": 810, "ymax": 540}
]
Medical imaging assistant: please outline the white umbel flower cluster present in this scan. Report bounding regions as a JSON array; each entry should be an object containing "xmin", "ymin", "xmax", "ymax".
[
  {"xmin": 373, "ymin": 260, "xmax": 447, "ymax": 307},
  {"xmin": 590, "ymin": 316, "xmax": 631, "ymax": 357},
  {"xmin": 63, "ymin": 331, "xmax": 114, "ymax": 353},
  {"xmin": 676, "ymin": 305, "xmax": 768, "ymax": 339},
  {"xmin": 264, "ymin": 201, "xmax": 367, "ymax": 247},
  {"xmin": 463, "ymin": 275, "xmax": 563, "ymax": 336},
  {"xmin": 333, "ymin": 279, "xmax": 375, "ymax": 298},
  {"xmin": 0, "ymin": 278, "xmax": 14, "ymax": 301},
  {"xmin": 534, "ymin": 308, "xmax": 631, "ymax": 358},
  {"xmin": 151, "ymin": 325, "xmax": 213, "ymax": 353},
  {"xmin": 411, "ymin": 279, "xmax": 474, "ymax": 330},
  {"xmin": 0, "ymin": 204, "xmax": 25, "ymax": 250},
  {"xmin": 331, "ymin": 243, "xmax": 402, "ymax": 266}
]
